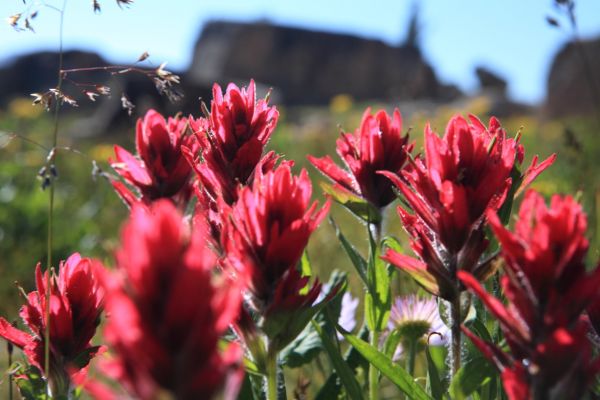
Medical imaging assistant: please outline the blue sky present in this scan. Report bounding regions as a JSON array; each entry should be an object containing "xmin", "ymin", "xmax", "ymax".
[{"xmin": 1, "ymin": 0, "xmax": 599, "ymax": 104}]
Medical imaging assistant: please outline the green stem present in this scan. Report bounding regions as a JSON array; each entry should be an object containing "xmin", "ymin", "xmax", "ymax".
[
  {"xmin": 407, "ymin": 339, "xmax": 417, "ymax": 376},
  {"xmin": 44, "ymin": 1, "xmax": 67, "ymax": 397},
  {"xmin": 8, "ymin": 341, "xmax": 13, "ymax": 400},
  {"xmin": 369, "ymin": 221, "xmax": 382, "ymax": 245},
  {"xmin": 369, "ymin": 330, "xmax": 380, "ymax": 400},
  {"xmin": 448, "ymin": 254, "xmax": 461, "ymax": 378},
  {"xmin": 450, "ymin": 296, "xmax": 461, "ymax": 377},
  {"xmin": 367, "ymin": 218, "xmax": 382, "ymax": 400},
  {"xmin": 266, "ymin": 350, "xmax": 278, "ymax": 400}
]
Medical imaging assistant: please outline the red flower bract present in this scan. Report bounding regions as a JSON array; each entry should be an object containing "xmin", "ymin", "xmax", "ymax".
[
  {"xmin": 308, "ymin": 107, "xmax": 412, "ymax": 210},
  {"xmin": 487, "ymin": 190, "xmax": 600, "ymax": 329},
  {"xmin": 102, "ymin": 200, "xmax": 243, "ymax": 400},
  {"xmin": 0, "ymin": 254, "xmax": 104, "ymax": 392},
  {"xmin": 185, "ymin": 80, "xmax": 279, "ymax": 205},
  {"xmin": 382, "ymin": 115, "xmax": 555, "ymax": 299},
  {"xmin": 459, "ymin": 191, "xmax": 600, "ymax": 399},
  {"xmin": 110, "ymin": 109, "xmax": 198, "ymax": 207},
  {"xmin": 222, "ymin": 162, "xmax": 330, "ymax": 315},
  {"xmin": 388, "ymin": 115, "xmax": 517, "ymax": 252}
]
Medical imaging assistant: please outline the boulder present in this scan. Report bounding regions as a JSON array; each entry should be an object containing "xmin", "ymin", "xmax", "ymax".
[{"xmin": 545, "ymin": 37, "xmax": 600, "ymax": 117}]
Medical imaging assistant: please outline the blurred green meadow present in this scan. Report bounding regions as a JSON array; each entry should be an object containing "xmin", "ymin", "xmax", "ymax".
[{"xmin": 0, "ymin": 93, "xmax": 598, "ymax": 397}]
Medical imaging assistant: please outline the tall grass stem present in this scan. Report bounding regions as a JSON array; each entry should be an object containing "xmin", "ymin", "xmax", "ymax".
[{"xmin": 44, "ymin": 0, "xmax": 68, "ymax": 396}]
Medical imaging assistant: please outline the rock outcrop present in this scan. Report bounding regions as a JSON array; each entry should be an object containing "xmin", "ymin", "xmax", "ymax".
[
  {"xmin": 474, "ymin": 66, "xmax": 532, "ymax": 117},
  {"xmin": 545, "ymin": 37, "xmax": 600, "ymax": 117},
  {"xmin": 188, "ymin": 21, "xmax": 460, "ymax": 104}
]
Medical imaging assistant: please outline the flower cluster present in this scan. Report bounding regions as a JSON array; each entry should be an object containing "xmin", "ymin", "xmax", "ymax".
[
  {"xmin": 308, "ymin": 108, "xmax": 412, "ymax": 212},
  {"xmin": 222, "ymin": 162, "xmax": 331, "ymax": 346},
  {"xmin": 101, "ymin": 201, "xmax": 244, "ymax": 399},
  {"xmin": 0, "ymin": 254, "xmax": 104, "ymax": 395},
  {"xmin": 181, "ymin": 80, "xmax": 280, "ymax": 243},
  {"xmin": 104, "ymin": 81, "xmax": 331, "ymax": 396},
  {"xmin": 459, "ymin": 191, "xmax": 600, "ymax": 399},
  {"xmin": 382, "ymin": 115, "xmax": 555, "ymax": 301},
  {"xmin": 185, "ymin": 80, "xmax": 279, "ymax": 203},
  {"xmin": 110, "ymin": 109, "xmax": 199, "ymax": 207}
]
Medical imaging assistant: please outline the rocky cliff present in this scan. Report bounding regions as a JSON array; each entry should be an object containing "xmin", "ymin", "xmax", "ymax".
[
  {"xmin": 545, "ymin": 37, "xmax": 600, "ymax": 117},
  {"xmin": 187, "ymin": 21, "xmax": 460, "ymax": 104}
]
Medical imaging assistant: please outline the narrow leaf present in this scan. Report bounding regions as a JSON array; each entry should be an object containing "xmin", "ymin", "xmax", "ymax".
[
  {"xmin": 497, "ymin": 165, "xmax": 522, "ymax": 225},
  {"xmin": 465, "ymin": 318, "xmax": 493, "ymax": 344},
  {"xmin": 316, "ymin": 325, "xmax": 369, "ymax": 400},
  {"xmin": 365, "ymin": 227, "xmax": 391, "ymax": 332},
  {"xmin": 281, "ymin": 325, "xmax": 322, "ymax": 368},
  {"xmin": 243, "ymin": 356, "xmax": 263, "ymax": 376},
  {"xmin": 342, "ymin": 331, "xmax": 433, "ymax": 400},
  {"xmin": 383, "ymin": 329, "xmax": 402, "ymax": 359},
  {"xmin": 426, "ymin": 346, "xmax": 444, "ymax": 400},
  {"xmin": 321, "ymin": 182, "xmax": 382, "ymax": 223},
  {"xmin": 329, "ymin": 216, "xmax": 368, "ymax": 285},
  {"xmin": 312, "ymin": 321, "xmax": 363, "ymax": 400},
  {"xmin": 449, "ymin": 356, "xmax": 496, "ymax": 400},
  {"xmin": 382, "ymin": 235, "xmax": 403, "ymax": 253},
  {"xmin": 300, "ymin": 250, "xmax": 312, "ymax": 278}
]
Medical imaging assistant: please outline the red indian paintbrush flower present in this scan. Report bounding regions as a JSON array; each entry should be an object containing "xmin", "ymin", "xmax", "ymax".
[
  {"xmin": 0, "ymin": 253, "xmax": 104, "ymax": 394},
  {"xmin": 184, "ymin": 80, "xmax": 279, "ymax": 205},
  {"xmin": 101, "ymin": 200, "xmax": 243, "ymax": 400},
  {"xmin": 486, "ymin": 190, "xmax": 600, "ymax": 329},
  {"xmin": 381, "ymin": 115, "xmax": 555, "ymax": 300},
  {"xmin": 110, "ymin": 109, "xmax": 199, "ymax": 207},
  {"xmin": 221, "ymin": 162, "xmax": 330, "ymax": 317},
  {"xmin": 308, "ymin": 107, "xmax": 412, "ymax": 212},
  {"xmin": 190, "ymin": 151, "xmax": 282, "ymax": 247},
  {"xmin": 462, "ymin": 318, "xmax": 599, "ymax": 400},
  {"xmin": 459, "ymin": 191, "xmax": 600, "ymax": 399}
]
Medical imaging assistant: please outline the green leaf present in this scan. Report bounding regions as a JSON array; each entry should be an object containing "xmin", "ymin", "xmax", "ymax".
[
  {"xmin": 329, "ymin": 217, "xmax": 368, "ymax": 286},
  {"xmin": 342, "ymin": 331, "xmax": 433, "ymax": 400},
  {"xmin": 243, "ymin": 355, "xmax": 263, "ymax": 376},
  {"xmin": 426, "ymin": 346, "xmax": 445, "ymax": 400},
  {"xmin": 465, "ymin": 318, "xmax": 493, "ymax": 344},
  {"xmin": 299, "ymin": 251, "xmax": 312, "ymax": 295},
  {"xmin": 312, "ymin": 320, "xmax": 364, "ymax": 400},
  {"xmin": 12, "ymin": 363, "xmax": 48, "ymax": 400},
  {"xmin": 403, "ymin": 264, "xmax": 443, "ymax": 297},
  {"xmin": 365, "ymin": 228, "xmax": 391, "ymax": 332},
  {"xmin": 315, "ymin": 325, "xmax": 369, "ymax": 400},
  {"xmin": 239, "ymin": 372, "xmax": 267, "ymax": 400},
  {"xmin": 497, "ymin": 164, "xmax": 523, "ymax": 225},
  {"xmin": 264, "ymin": 280, "xmax": 345, "ymax": 352},
  {"xmin": 281, "ymin": 325, "xmax": 322, "ymax": 368},
  {"xmin": 71, "ymin": 345, "xmax": 102, "ymax": 370},
  {"xmin": 480, "ymin": 374, "xmax": 498, "ymax": 400},
  {"xmin": 238, "ymin": 374, "xmax": 258, "ymax": 400},
  {"xmin": 217, "ymin": 337, "xmax": 264, "ymax": 378},
  {"xmin": 429, "ymin": 345, "xmax": 448, "ymax": 376},
  {"xmin": 381, "ymin": 235, "xmax": 403, "ymax": 253},
  {"xmin": 382, "ymin": 330, "xmax": 402, "ymax": 360},
  {"xmin": 281, "ymin": 271, "xmax": 348, "ymax": 368},
  {"xmin": 449, "ymin": 356, "xmax": 496, "ymax": 400},
  {"xmin": 321, "ymin": 182, "xmax": 382, "ymax": 223},
  {"xmin": 300, "ymin": 250, "xmax": 312, "ymax": 278}
]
